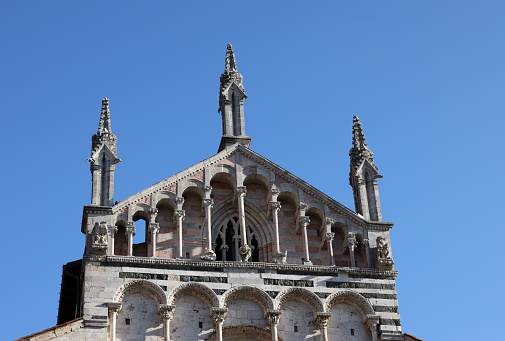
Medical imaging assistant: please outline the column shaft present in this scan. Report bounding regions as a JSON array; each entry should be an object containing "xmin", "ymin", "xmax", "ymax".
[{"xmin": 110, "ymin": 311, "xmax": 117, "ymax": 341}]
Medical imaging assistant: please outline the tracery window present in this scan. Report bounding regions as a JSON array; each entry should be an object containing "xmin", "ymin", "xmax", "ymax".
[{"xmin": 214, "ymin": 216, "xmax": 261, "ymax": 262}]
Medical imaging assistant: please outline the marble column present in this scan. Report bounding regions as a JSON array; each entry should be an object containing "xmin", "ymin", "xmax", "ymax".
[
  {"xmin": 266, "ymin": 309, "xmax": 282, "ymax": 341},
  {"xmin": 106, "ymin": 302, "xmax": 122, "ymax": 341},
  {"xmin": 325, "ymin": 232, "xmax": 335, "ymax": 266},
  {"xmin": 367, "ymin": 315, "xmax": 380, "ymax": 341},
  {"xmin": 126, "ymin": 221, "xmax": 136, "ymax": 256},
  {"xmin": 149, "ymin": 223, "xmax": 160, "ymax": 257},
  {"xmin": 346, "ymin": 233, "xmax": 357, "ymax": 267},
  {"xmin": 212, "ymin": 308, "xmax": 228, "ymax": 341},
  {"xmin": 316, "ymin": 313, "xmax": 332, "ymax": 341},
  {"xmin": 109, "ymin": 225, "xmax": 118, "ymax": 256},
  {"xmin": 237, "ymin": 186, "xmax": 251, "ymax": 261},
  {"xmin": 299, "ymin": 216, "xmax": 311, "ymax": 265},
  {"xmin": 159, "ymin": 305, "xmax": 176, "ymax": 341},
  {"xmin": 363, "ymin": 239, "xmax": 371, "ymax": 268},
  {"xmin": 201, "ymin": 198, "xmax": 216, "ymax": 260},
  {"xmin": 174, "ymin": 210, "xmax": 185, "ymax": 259},
  {"xmin": 270, "ymin": 201, "xmax": 286, "ymax": 264}
]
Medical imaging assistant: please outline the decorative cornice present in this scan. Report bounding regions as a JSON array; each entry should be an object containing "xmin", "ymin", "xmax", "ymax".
[{"xmin": 92, "ymin": 255, "xmax": 398, "ymax": 277}]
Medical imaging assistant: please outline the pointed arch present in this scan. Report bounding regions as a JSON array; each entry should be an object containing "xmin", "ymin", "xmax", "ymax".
[
  {"xmin": 325, "ymin": 290, "xmax": 374, "ymax": 317},
  {"xmin": 275, "ymin": 288, "xmax": 324, "ymax": 317},
  {"xmin": 113, "ymin": 280, "xmax": 167, "ymax": 305},
  {"xmin": 221, "ymin": 286, "xmax": 274, "ymax": 313},
  {"xmin": 168, "ymin": 282, "xmax": 219, "ymax": 309}
]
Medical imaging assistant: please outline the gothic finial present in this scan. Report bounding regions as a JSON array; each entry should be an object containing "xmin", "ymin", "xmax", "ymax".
[
  {"xmin": 349, "ymin": 115, "xmax": 374, "ymax": 169},
  {"xmin": 97, "ymin": 97, "xmax": 112, "ymax": 135}
]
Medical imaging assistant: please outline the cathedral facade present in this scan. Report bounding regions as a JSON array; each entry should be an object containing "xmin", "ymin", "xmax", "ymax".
[{"xmin": 19, "ymin": 45, "xmax": 413, "ymax": 341}]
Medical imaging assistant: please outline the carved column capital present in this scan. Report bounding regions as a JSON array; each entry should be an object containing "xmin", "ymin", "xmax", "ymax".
[
  {"xmin": 149, "ymin": 222, "xmax": 160, "ymax": 234},
  {"xmin": 175, "ymin": 196, "xmax": 185, "ymax": 206},
  {"xmin": 324, "ymin": 232, "xmax": 335, "ymax": 242},
  {"xmin": 346, "ymin": 233, "xmax": 357, "ymax": 250},
  {"xmin": 106, "ymin": 302, "xmax": 122, "ymax": 314},
  {"xmin": 299, "ymin": 202, "xmax": 308, "ymax": 212},
  {"xmin": 202, "ymin": 198, "xmax": 214, "ymax": 209},
  {"xmin": 271, "ymin": 201, "xmax": 282, "ymax": 211},
  {"xmin": 204, "ymin": 185, "xmax": 212, "ymax": 193},
  {"xmin": 299, "ymin": 216, "xmax": 310, "ymax": 227},
  {"xmin": 109, "ymin": 225, "xmax": 118, "ymax": 235},
  {"xmin": 325, "ymin": 217, "xmax": 333, "ymax": 227},
  {"xmin": 126, "ymin": 222, "xmax": 136, "ymax": 236},
  {"xmin": 363, "ymin": 238, "xmax": 370, "ymax": 247},
  {"xmin": 265, "ymin": 309, "xmax": 282, "ymax": 326},
  {"xmin": 237, "ymin": 186, "xmax": 247, "ymax": 197},
  {"xmin": 211, "ymin": 307, "xmax": 228, "ymax": 325},
  {"xmin": 316, "ymin": 312, "xmax": 332, "ymax": 328},
  {"xmin": 366, "ymin": 314, "xmax": 380, "ymax": 330},
  {"xmin": 174, "ymin": 210, "xmax": 185, "ymax": 220},
  {"xmin": 158, "ymin": 304, "xmax": 176, "ymax": 321},
  {"xmin": 149, "ymin": 207, "xmax": 158, "ymax": 216}
]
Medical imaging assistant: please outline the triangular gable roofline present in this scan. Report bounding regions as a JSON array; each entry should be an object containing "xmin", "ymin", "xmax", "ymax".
[
  {"xmin": 355, "ymin": 158, "xmax": 379, "ymax": 178},
  {"xmin": 222, "ymin": 81, "xmax": 247, "ymax": 98},
  {"xmin": 88, "ymin": 143, "xmax": 120, "ymax": 164},
  {"xmin": 112, "ymin": 144, "xmax": 392, "ymax": 230}
]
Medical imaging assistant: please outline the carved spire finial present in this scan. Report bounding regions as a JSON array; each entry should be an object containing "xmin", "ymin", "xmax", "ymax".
[
  {"xmin": 349, "ymin": 116, "xmax": 374, "ymax": 170},
  {"xmin": 218, "ymin": 44, "xmax": 251, "ymax": 152},
  {"xmin": 98, "ymin": 97, "xmax": 112, "ymax": 136}
]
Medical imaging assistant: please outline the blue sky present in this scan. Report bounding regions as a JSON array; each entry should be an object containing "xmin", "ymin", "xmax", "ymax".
[{"xmin": 1, "ymin": 1, "xmax": 504, "ymax": 340}]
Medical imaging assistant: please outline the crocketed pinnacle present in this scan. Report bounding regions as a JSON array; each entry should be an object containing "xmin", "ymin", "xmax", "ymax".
[
  {"xmin": 219, "ymin": 44, "xmax": 245, "ymax": 114},
  {"xmin": 91, "ymin": 97, "xmax": 118, "ymax": 159},
  {"xmin": 349, "ymin": 116, "xmax": 374, "ymax": 169},
  {"xmin": 97, "ymin": 97, "xmax": 112, "ymax": 135}
]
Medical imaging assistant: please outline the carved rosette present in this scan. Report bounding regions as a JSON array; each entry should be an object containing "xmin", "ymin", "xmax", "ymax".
[
  {"xmin": 239, "ymin": 244, "xmax": 251, "ymax": 262},
  {"xmin": 158, "ymin": 304, "xmax": 176, "ymax": 321}
]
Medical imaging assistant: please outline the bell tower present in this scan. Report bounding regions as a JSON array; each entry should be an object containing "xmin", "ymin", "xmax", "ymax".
[
  {"xmin": 218, "ymin": 44, "xmax": 251, "ymax": 152},
  {"xmin": 87, "ymin": 97, "xmax": 121, "ymax": 206},
  {"xmin": 349, "ymin": 116, "xmax": 383, "ymax": 221}
]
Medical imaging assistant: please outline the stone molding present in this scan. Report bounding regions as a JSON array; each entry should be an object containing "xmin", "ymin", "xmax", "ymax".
[
  {"xmin": 94, "ymin": 255, "xmax": 399, "ymax": 277},
  {"xmin": 167, "ymin": 282, "xmax": 219, "ymax": 308},
  {"xmin": 221, "ymin": 285, "xmax": 274, "ymax": 313},
  {"xmin": 324, "ymin": 290, "xmax": 375, "ymax": 318},
  {"xmin": 274, "ymin": 287, "xmax": 324, "ymax": 318},
  {"xmin": 113, "ymin": 279, "xmax": 167, "ymax": 305}
]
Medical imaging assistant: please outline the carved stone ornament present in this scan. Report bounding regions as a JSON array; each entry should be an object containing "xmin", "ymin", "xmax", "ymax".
[
  {"xmin": 202, "ymin": 198, "xmax": 214, "ymax": 209},
  {"xmin": 273, "ymin": 251, "xmax": 287, "ymax": 264},
  {"xmin": 299, "ymin": 216, "xmax": 310, "ymax": 227},
  {"xmin": 174, "ymin": 210, "xmax": 185, "ymax": 220},
  {"xmin": 204, "ymin": 185, "xmax": 212, "ymax": 193},
  {"xmin": 91, "ymin": 222, "xmax": 108, "ymax": 255},
  {"xmin": 324, "ymin": 232, "xmax": 335, "ymax": 242},
  {"xmin": 346, "ymin": 233, "xmax": 357, "ymax": 250},
  {"xmin": 316, "ymin": 312, "xmax": 332, "ymax": 328},
  {"xmin": 211, "ymin": 307, "xmax": 228, "ymax": 325},
  {"xmin": 109, "ymin": 225, "xmax": 118, "ymax": 235},
  {"xmin": 158, "ymin": 304, "xmax": 176, "ymax": 320},
  {"xmin": 376, "ymin": 237, "xmax": 390, "ymax": 259},
  {"xmin": 106, "ymin": 302, "xmax": 122, "ymax": 314},
  {"xmin": 237, "ymin": 186, "xmax": 247, "ymax": 197},
  {"xmin": 265, "ymin": 309, "xmax": 282, "ymax": 325},
  {"xmin": 366, "ymin": 314, "xmax": 380, "ymax": 330},
  {"xmin": 175, "ymin": 196, "xmax": 185, "ymax": 205},
  {"xmin": 270, "ymin": 201, "xmax": 281, "ymax": 211},
  {"xmin": 201, "ymin": 247, "xmax": 217, "ymax": 261},
  {"xmin": 220, "ymin": 244, "xmax": 229, "ymax": 252},
  {"xmin": 125, "ymin": 222, "xmax": 136, "ymax": 236},
  {"xmin": 148, "ymin": 223, "xmax": 160, "ymax": 234},
  {"xmin": 239, "ymin": 244, "xmax": 251, "ymax": 262}
]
